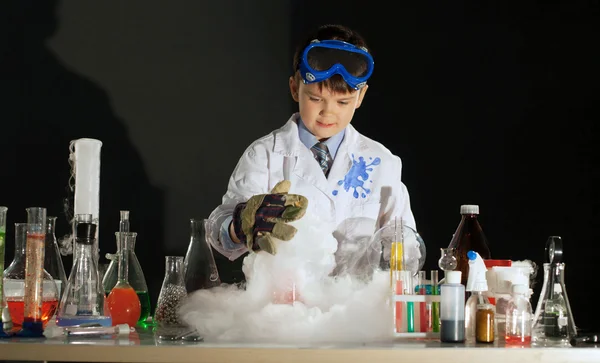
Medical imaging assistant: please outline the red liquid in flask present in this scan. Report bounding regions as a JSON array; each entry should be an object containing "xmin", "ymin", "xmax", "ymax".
[
  {"xmin": 6, "ymin": 298, "xmax": 58, "ymax": 328},
  {"xmin": 106, "ymin": 285, "xmax": 141, "ymax": 327}
]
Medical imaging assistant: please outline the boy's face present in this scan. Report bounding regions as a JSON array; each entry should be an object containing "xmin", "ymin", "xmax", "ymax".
[{"xmin": 289, "ymin": 75, "xmax": 368, "ymax": 141}]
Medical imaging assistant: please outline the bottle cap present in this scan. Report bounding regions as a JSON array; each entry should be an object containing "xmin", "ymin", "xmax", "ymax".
[
  {"xmin": 116, "ymin": 324, "xmax": 131, "ymax": 335},
  {"xmin": 460, "ymin": 205, "xmax": 479, "ymax": 215},
  {"xmin": 76, "ymin": 222, "xmax": 96, "ymax": 244},
  {"xmin": 512, "ymin": 284, "xmax": 528, "ymax": 294},
  {"xmin": 446, "ymin": 270, "xmax": 462, "ymax": 284}
]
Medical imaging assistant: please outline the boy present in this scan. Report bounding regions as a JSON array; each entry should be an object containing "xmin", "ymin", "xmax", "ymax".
[{"xmin": 207, "ymin": 24, "xmax": 416, "ymax": 273}]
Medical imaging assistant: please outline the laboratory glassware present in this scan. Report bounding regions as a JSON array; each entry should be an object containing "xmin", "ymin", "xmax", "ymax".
[
  {"xmin": 438, "ymin": 247, "xmax": 457, "ymax": 271},
  {"xmin": 103, "ymin": 232, "xmax": 150, "ymax": 325},
  {"xmin": 16, "ymin": 207, "xmax": 50, "ymax": 337},
  {"xmin": 44, "ymin": 216, "xmax": 67, "ymax": 298},
  {"xmin": 72, "ymin": 214, "xmax": 92, "ymax": 267},
  {"xmin": 154, "ymin": 256, "xmax": 187, "ymax": 327},
  {"xmin": 0, "ymin": 206, "xmax": 9, "ymax": 337},
  {"xmin": 372, "ymin": 219, "xmax": 426, "ymax": 275},
  {"xmin": 56, "ymin": 222, "xmax": 111, "ymax": 327},
  {"xmin": 183, "ymin": 219, "xmax": 220, "ymax": 293},
  {"xmin": 106, "ymin": 232, "xmax": 141, "ymax": 327},
  {"xmin": 505, "ymin": 284, "xmax": 533, "ymax": 345},
  {"xmin": 532, "ymin": 236, "xmax": 576, "ymax": 346},
  {"xmin": 4, "ymin": 223, "xmax": 59, "ymax": 329},
  {"xmin": 447, "ymin": 205, "xmax": 491, "ymax": 285},
  {"xmin": 440, "ymin": 270, "xmax": 465, "ymax": 343}
]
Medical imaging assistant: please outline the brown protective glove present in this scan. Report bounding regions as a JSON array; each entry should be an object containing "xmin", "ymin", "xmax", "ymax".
[{"xmin": 232, "ymin": 180, "xmax": 308, "ymax": 254}]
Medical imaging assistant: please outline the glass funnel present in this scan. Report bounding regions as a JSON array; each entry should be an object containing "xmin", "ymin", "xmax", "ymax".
[
  {"xmin": 4, "ymin": 223, "xmax": 59, "ymax": 331},
  {"xmin": 102, "ymin": 232, "xmax": 150, "ymax": 326},
  {"xmin": 154, "ymin": 256, "xmax": 187, "ymax": 327},
  {"xmin": 183, "ymin": 219, "xmax": 220, "ymax": 293},
  {"xmin": 44, "ymin": 216, "xmax": 67, "ymax": 298}
]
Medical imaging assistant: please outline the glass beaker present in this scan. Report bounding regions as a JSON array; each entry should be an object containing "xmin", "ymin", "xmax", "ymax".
[
  {"xmin": 44, "ymin": 216, "xmax": 67, "ymax": 298},
  {"xmin": 438, "ymin": 248, "xmax": 457, "ymax": 271},
  {"xmin": 0, "ymin": 206, "xmax": 9, "ymax": 337},
  {"xmin": 3, "ymin": 223, "xmax": 59, "ymax": 330},
  {"xmin": 102, "ymin": 232, "xmax": 150, "ymax": 326},
  {"xmin": 56, "ymin": 222, "xmax": 111, "ymax": 327},
  {"xmin": 532, "ymin": 262, "xmax": 575, "ymax": 346},
  {"xmin": 154, "ymin": 256, "xmax": 187, "ymax": 327},
  {"xmin": 106, "ymin": 232, "xmax": 141, "ymax": 327},
  {"xmin": 183, "ymin": 219, "xmax": 220, "ymax": 293}
]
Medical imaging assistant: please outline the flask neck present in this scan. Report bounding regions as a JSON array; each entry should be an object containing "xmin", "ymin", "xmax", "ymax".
[
  {"xmin": 163, "ymin": 257, "xmax": 185, "ymax": 285},
  {"xmin": 13, "ymin": 224, "xmax": 27, "ymax": 258}
]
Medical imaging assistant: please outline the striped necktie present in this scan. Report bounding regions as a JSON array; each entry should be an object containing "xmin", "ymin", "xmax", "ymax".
[{"xmin": 311, "ymin": 142, "xmax": 333, "ymax": 176}]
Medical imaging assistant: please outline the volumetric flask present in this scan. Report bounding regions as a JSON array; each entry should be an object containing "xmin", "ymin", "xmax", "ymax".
[
  {"xmin": 57, "ymin": 222, "xmax": 111, "ymax": 327},
  {"xmin": 183, "ymin": 219, "xmax": 220, "ymax": 293},
  {"xmin": 4, "ymin": 223, "xmax": 59, "ymax": 330}
]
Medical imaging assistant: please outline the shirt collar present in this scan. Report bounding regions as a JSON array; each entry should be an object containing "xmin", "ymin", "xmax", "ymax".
[{"xmin": 297, "ymin": 118, "xmax": 346, "ymax": 160}]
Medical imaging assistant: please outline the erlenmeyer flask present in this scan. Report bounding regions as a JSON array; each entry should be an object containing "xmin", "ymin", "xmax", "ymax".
[
  {"xmin": 102, "ymin": 232, "xmax": 150, "ymax": 326},
  {"xmin": 4, "ymin": 223, "xmax": 59, "ymax": 330},
  {"xmin": 532, "ymin": 236, "xmax": 576, "ymax": 347},
  {"xmin": 154, "ymin": 256, "xmax": 187, "ymax": 327},
  {"xmin": 106, "ymin": 232, "xmax": 141, "ymax": 327},
  {"xmin": 56, "ymin": 222, "xmax": 111, "ymax": 327},
  {"xmin": 44, "ymin": 216, "xmax": 67, "ymax": 298},
  {"xmin": 183, "ymin": 219, "xmax": 220, "ymax": 293}
]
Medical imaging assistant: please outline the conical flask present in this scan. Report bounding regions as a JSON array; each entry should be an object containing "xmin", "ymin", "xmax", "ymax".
[
  {"xmin": 532, "ymin": 236, "xmax": 576, "ymax": 346},
  {"xmin": 154, "ymin": 256, "xmax": 187, "ymax": 327},
  {"xmin": 106, "ymin": 232, "xmax": 141, "ymax": 327},
  {"xmin": 183, "ymin": 219, "xmax": 220, "ymax": 293},
  {"xmin": 56, "ymin": 222, "xmax": 111, "ymax": 327},
  {"xmin": 44, "ymin": 216, "xmax": 67, "ymax": 298},
  {"xmin": 103, "ymin": 232, "xmax": 150, "ymax": 326}
]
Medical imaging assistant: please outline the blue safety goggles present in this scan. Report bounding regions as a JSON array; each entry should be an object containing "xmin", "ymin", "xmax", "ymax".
[{"xmin": 299, "ymin": 39, "xmax": 374, "ymax": 90}]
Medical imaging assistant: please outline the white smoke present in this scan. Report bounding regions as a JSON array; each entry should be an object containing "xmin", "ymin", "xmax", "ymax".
[{"xmin": 179, "ymin": 212, "xmax": 395, "ymax": 343}]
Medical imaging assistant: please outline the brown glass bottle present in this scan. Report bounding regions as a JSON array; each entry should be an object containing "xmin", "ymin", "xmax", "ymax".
[{"xmin": 448, "ymin": 205, "xmax": 491, "ymax": 286}]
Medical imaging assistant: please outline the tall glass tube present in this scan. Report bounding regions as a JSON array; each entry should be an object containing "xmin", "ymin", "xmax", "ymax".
[
  {"xmin": 72, "ymin": 214, "xmax": 92, "ymax": 266},
  {"xmin": 20, "ymin": 207, "xmax": 47, "ymax": 336},
  {"xmin": 0, "ymin": 206, "xmax": 10, "ymax": 337}
]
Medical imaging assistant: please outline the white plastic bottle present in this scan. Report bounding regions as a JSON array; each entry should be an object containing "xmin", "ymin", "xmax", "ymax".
[
  {"xmin": 440, "ymin": 270, "xmax": 465, "ymax": 342},
  {"xmin": 505, "ymin": 284, "xmax": 533, "ymax": 345}
]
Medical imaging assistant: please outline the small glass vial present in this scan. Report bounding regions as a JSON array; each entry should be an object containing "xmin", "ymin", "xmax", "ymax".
[
  {"xmin": 505, "ymin": 284, "xmax": 532, "ymax": 345},
  {"xmin": 476, "ymin": 303, "xmax": 495, "ymax": 343}
]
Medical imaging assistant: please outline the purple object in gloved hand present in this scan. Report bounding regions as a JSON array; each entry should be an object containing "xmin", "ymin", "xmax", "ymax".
[{"xmin": 231, "ymin": 180, "xmax": 308, "ymax": 254}]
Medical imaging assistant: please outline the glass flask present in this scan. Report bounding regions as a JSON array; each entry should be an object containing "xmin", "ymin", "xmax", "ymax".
[
  {"xmin": 106, "ymin": 232, "xmax": 141, "ymax": 327},
  {"xmin": 438, "ymin": 248, "xmax": 457, "ymax": 271},
  {"xmin": 0, "ymin": 206, "xmax": 9, "ymax": 337},
  {"xmin": 44, "ymin": 216, "xmax": 67, "ymax": 298},
  {"xmin": 448, "ymin": 205, "xmax": 491, "ymax": 285},
  {"xmin": 370, "ymin": 219, "xmax": 426, "ymax": 275},
  {"xmin": 154, "ymin": 256, "xmax": 188, "ymax": 327},
  {"xmin": 56, "ymin": 222, "xmax": 111, "ymax": 327},
  {"xmin": 102, "ymin": 232, "xmax": 150, "ymax": 326},
  {"xmin": 183, "ymin": 219, "xmax": 220, "ymax": 293},
  {"xmin": 3, "ymin": 223, "xmax": 59, "ymax": 330}
]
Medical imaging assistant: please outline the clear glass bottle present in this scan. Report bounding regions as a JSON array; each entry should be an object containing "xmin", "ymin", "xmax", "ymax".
[
  {"xmin": 106, "ymin": 232, "xmax": 141, "ymax": 327},
  {"xmin": 448, "ymin": 205, "xmax": 491, "ymax": 286},
  {"xmin": 154, "ymin": 256, "xmax": 187, "ymax": 327},
  {"xmin": 183, "ymin": 219, "xmax": 220, "ymax": 293},
  {"xmin": 3, "ymin": 223, "xmax": 59, "ymax": 330},
  {"xmin": 56, "ymin": 222, "xmax": 111, "ymax": 327},
  {"xmin": 0, "ymin": 206, "xmax": 9, "ymax": 337},
  {"xmin": 44, "ymin": 216, "xmax": 67, "ymax": 298},
  {"xmin": 103, "ymin": 232, "xmax": 150, "ymax": 326},
  {"xmin": 505, "ymin": 284, "xmax": 532, "ymax": 345}
]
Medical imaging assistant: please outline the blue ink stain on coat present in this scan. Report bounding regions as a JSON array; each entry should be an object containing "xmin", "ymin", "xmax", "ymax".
[{"xmin": 333, "ymin": 155, "xmax": 381, "ymax": 198}]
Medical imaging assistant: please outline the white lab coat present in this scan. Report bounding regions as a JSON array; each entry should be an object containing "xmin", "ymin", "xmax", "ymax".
[{"xmin": 207, "ymin": 113, "xmax": 416, "ymax": 275}]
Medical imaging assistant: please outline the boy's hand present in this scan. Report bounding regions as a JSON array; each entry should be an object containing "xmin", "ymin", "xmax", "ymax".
[{"xmin": 232, "ymin": 180, "xmax": 308, "ymax": 254}]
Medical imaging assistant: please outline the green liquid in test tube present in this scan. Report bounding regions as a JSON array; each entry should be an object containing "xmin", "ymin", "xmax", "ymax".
[{"xmin": 431, "ymin": 270, "xmax": 440, "ymax": 333}]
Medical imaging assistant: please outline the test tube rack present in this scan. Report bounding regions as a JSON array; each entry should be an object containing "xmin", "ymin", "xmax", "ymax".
[{"xmin": 392, "ymin": 294, "xmax": 441, "ymax": 338}]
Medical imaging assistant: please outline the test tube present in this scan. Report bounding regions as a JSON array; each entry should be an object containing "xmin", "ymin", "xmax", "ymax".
[
  {"xmin": 404, "ymin": 271, "xmax": 415, "ymax": 333},
  {"xmin": 0, "ymin": 206, "xmax": 10, "ymax": 337},
  {"xmin": 20, "ymin": 207, "xmax": 47, "ymax": 336},
  {"xmin": 419, "ymin": 271, "xmax": 428, "ymax": 333},
  {"xmin": 390, "ymin": 218, "xmax": 404, "ymax": 332},
  {"xmin": 431, "ymin": 270, "xmax": 440, "ymax": 333}
]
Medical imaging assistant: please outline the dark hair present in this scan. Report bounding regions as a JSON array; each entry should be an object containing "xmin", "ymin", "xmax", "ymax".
[{"xmin": 292, "ymin": 24, "xmax": 370, "ymax": 93}]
